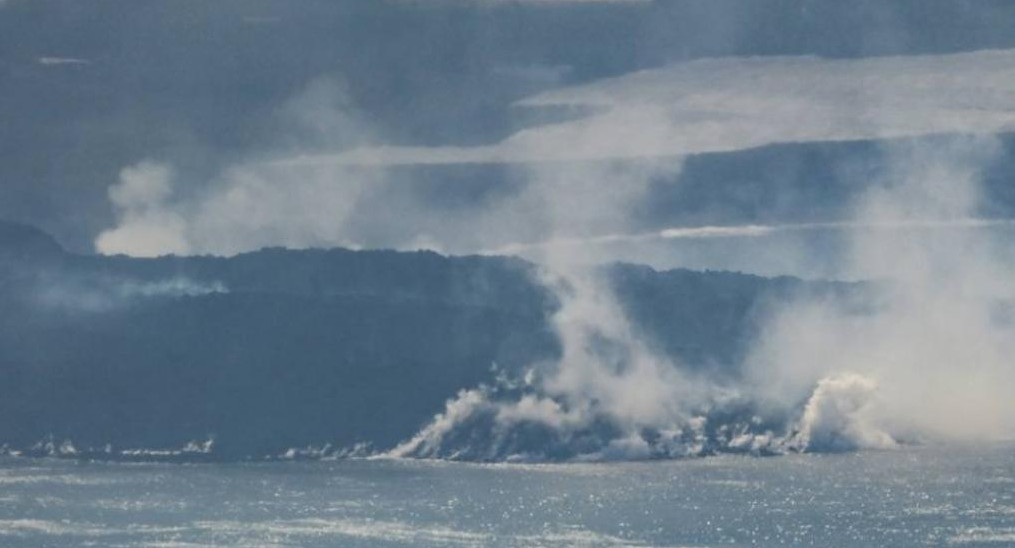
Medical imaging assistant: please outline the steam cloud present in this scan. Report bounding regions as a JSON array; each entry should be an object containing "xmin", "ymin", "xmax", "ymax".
[
  {"xmin": 391, "ymin": 135, "xmax": 1015, "ymax": 460},
  {"xmin": 93, "ymin": 49, "xmax": 1015, "ymax": 460},
  {"xmin": 748, "ymin": 136, "xmax": 1015, "ymax": 445}
]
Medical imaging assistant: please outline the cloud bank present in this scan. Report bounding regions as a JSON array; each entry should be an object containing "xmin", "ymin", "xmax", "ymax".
[
  {"xmin": 96, "ymin": 49, "xmax": 1015, "ymax": 259},
  {"xmin": 299, "ymin": 49, "xmax": 1015, "ymax": 167}
]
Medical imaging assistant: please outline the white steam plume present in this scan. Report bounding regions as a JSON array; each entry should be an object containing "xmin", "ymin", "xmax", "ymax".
[
  {"xmin": 749, "ymin": 135, "xmax": 1015, "ymax": 445},
  {"xmin": 389, "ymin": 157, "xmax": 734, "ymax": 461},
  {"xmin": 95, "ymin": 78, "xmax": 384, "ymax": 257},
  {"xmin": 394, "ymin": 135, "xmax": 1015, "ymax": 460},
  {"xmin": 95, "ymin": 162, "xmax": 188, "ymax": 257}
]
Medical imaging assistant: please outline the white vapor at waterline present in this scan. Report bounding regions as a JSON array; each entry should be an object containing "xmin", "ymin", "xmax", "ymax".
[
  {"xmin": 394, "ymin": 135, "xmax": 1015, "ymax": 460},
  {"xmin": 748, "ymin": 135, "xmax": 1015, "ymax": 445},
  {"xmin": 390, "ymin": 156, "xmax": 734, "ymax": 461}
]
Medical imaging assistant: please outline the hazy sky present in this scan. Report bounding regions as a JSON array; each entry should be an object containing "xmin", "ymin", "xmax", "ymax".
[{"xmin": 4, "ymin": 0, "xmax": 1015, "ymax": 258}]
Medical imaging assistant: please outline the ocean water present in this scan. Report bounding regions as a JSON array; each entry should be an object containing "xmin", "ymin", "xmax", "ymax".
[{"xmin": 0, "ymin": 444, "xmax": 1012, "ymax": 548}]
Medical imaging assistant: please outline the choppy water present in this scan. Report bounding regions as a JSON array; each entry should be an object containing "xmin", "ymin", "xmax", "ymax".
[{"xmin": 0, "ymin": 444, "xmax": 1013, "ymax": 547}]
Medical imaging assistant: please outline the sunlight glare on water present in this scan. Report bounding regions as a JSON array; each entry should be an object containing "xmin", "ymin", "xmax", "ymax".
[{"xmin": 0, "ymin": 444, "xmax": 1013, "ymax": 547}]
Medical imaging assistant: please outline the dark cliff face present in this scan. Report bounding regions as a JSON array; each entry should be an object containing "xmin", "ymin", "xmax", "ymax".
[
  {"xmin": 0, "ymin": 221, "xmax": 858, "ymax": 460},
  {"xmin": 0, "ymin": 222, "xmax": 560, "ymax": 458}
]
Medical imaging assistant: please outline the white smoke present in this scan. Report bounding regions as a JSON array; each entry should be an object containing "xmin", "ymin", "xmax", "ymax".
[
  {"xmin": 393, "ymin": 132, "xmax": 1015, "ymax": 460},
  {"xmin": 387, "ymin": 268, "xmax": 732, "ymax": 461},
  {"xmin": 748, "ymin": 135, "xmax": 1015, "ymax": 445},
  {"xmin": 385, "ymin": 152, "xmax": 781, "ymax": 460},
  {"xmin": 90, "ymin": 50, "xmax": 1015, "ymax": 459},
  {"xmin": 785, "ymin": 373, "xmax": 896, "ymax": 452},
  {"xmin": 95, "ymin": 162, "xmax": 188, "ymax": 257}
]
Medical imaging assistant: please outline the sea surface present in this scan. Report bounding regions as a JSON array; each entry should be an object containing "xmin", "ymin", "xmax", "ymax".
[{"xmin": 0, "ymin": 444, "xmax": 1013, "ymax": 548}]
